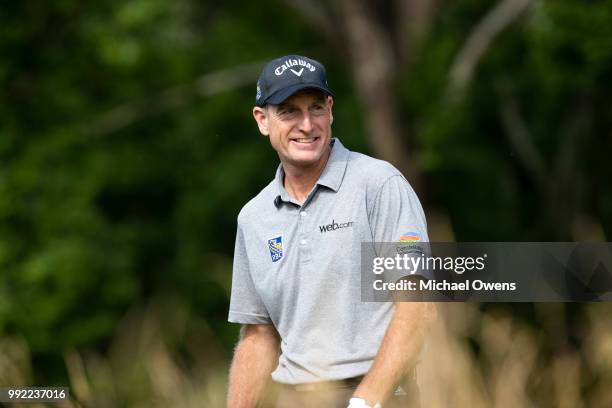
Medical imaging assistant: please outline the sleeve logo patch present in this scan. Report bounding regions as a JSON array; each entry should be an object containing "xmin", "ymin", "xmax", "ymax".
[
  {"xmin": 399, "ymin": 232, "xmax": 421, "ymax": 242},
  {"xmin": 268, "ymin": 236, "xmax": 283, "ymax": 262}
]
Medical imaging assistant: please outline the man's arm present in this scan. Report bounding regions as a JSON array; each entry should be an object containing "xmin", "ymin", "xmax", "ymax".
[
  {"xmin": 358, "ymin": 171, "xmax": 434, "ymax": 406},
  {"xmin": 227, "ymin": 323, "xmax": 280, "ymax": 408},
  {"xmin": 352, "ymin": 300, "xmax": 436, "ymax": 406}
]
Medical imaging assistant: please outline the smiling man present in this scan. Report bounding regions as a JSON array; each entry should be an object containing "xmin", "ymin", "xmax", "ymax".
[{"xmin": 227, "ymin": 55, "xmax": 435, "ymax": 408}]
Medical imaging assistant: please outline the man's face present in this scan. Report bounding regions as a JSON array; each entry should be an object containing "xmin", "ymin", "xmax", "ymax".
[{"xmin": 253, "ymin": 89, "xmax": 334, "ymax": 168}]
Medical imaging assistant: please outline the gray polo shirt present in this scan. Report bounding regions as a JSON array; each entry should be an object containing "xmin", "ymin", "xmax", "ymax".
[{"xmin": 228, "ymin": 138, "xmax": 428, "ymax": 384}]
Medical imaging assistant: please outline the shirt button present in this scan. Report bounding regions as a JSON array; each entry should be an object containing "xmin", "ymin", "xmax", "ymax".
[
  {"xmin": 300, "ymin": 239, "xmax": 307, "ymax": 245},
  {"xmin": 300, "ymin": 211, "xmax": 307, "ymax": 217}
]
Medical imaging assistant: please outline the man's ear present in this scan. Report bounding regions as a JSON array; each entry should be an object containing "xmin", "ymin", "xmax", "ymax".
[
  {"xmin": 253, "ymin": 106, "xmax": 269, "ymax": 136},
  {"xmin": 327, "ymin": 96, "xmax": 334, "ymax": 125}
]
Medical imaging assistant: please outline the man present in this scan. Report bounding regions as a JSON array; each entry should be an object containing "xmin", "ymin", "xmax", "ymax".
[{"xmin": 227, "ymin": 55, "xmax": 435, "ymax": 408}]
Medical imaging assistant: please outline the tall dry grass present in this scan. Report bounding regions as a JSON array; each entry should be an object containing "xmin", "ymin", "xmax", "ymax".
[
  {"xmin": 1, "ymin": 301, "xmax": 611, "ymax": 407},
  {"xmin": 420, "ymin": 303, "xmax": 612, "ymax": 408}
]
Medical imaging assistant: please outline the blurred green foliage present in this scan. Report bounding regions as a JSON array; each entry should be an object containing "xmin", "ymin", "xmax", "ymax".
[{"xmin": 1, "ymin": 0, "xmax": 611, "ymax": 387}]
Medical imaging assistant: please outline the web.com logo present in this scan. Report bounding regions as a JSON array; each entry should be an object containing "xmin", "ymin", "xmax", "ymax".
[{"xmin": 319, "ymin": 219, "xmax": 354, "ymax": 233}]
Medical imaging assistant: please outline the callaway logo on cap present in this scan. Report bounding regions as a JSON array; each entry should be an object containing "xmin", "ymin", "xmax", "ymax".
[{"xmin": 255, "ymin": 54, "xmax": 333, "ymax": 106}]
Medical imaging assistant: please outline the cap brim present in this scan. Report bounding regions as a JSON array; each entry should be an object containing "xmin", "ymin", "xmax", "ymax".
[{"xmin": 260, "ymin": 83, "xmax": 334, "ymax": 106}]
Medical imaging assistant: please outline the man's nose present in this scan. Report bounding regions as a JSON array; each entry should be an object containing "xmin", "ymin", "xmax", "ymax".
[{"xmin": 297, "ymin": 111, "xmax": 313, "ymax": 133}]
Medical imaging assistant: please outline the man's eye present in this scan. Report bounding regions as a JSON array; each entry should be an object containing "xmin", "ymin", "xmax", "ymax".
[{"xmin": 311, "ymin": 105, "xmax": 326, "ymax": 114}]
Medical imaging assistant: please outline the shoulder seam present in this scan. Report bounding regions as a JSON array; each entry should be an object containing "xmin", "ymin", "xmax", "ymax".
[{"xmin": 367, "ymin": 174, "xmax": 407, "ymax": 219}]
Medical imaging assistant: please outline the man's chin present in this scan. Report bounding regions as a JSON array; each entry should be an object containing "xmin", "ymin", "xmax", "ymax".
[{"xmin": 286, "ymin": 153, "xmax": 324, "ymax": 167}]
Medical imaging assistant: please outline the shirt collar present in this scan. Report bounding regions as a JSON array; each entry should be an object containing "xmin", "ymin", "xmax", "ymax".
[{"xmin": 274, "ymin": 138, "xmax": 350, "ymax": 207}]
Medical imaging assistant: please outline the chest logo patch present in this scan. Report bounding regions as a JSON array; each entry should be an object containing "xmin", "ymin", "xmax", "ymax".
[{"xmin": 268, "ymin": 236, "xmax": 283, "ymax": 262}]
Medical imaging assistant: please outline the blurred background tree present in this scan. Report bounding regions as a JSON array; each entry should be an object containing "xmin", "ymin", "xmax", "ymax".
[{"xmin": 1, "ymin": 0, "xmax": 611, "ymax": 405}]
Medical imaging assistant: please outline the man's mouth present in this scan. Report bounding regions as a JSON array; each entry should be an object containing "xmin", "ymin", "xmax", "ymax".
[{"xmin": 291, "ymin": 137, "xmax": 319, "ymax": 144}]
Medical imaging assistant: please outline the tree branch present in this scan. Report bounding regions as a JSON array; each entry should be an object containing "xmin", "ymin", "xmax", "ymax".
[
  {"xmin": 336, "ymin": 0, "xmax": 421, "ymax": 190},
  {"xmin": 396, "ymin": 0, "xmax": 439, "ymax": 67},
  {"xmin": 83, "ymin": 61, "xmax": 265, "ymax": 137},
  {"xmin": 447, "ymin": 0, "xmax": 533, "ymax": 100},
  {"xmin": 283, "ymin": 0, "xmax": 343, "ymax": 50},
  {"xmin": 497, "ymin": 85, "xmax": 593, "ymax": 239},
  {"xmin": 496, "ymin": 84, "xmax": 548, "ymax": 192}
]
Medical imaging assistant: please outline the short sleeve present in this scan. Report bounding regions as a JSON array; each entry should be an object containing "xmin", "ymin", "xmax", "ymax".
[
  {"xmin": 368, "ymin": 175, "xmax": 432, "ymax": 280},
  {"xmin": 228, "ymin": 222, "xmax": 272, "ymax": 325},
  {"xmin": 369, "ymin": 175, "xmax": 428, "ymax": 242}
]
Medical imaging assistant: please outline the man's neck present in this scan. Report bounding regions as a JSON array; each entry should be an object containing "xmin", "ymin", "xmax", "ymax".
[{"xmin": 282, "ymin": 148, "xmax": 331, "ymax": 204}]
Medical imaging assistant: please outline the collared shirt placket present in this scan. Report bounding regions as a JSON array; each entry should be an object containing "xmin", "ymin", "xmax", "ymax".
[{"xmin": 296, "ymin": 186, "xmax": 320, "ymax": 265}]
